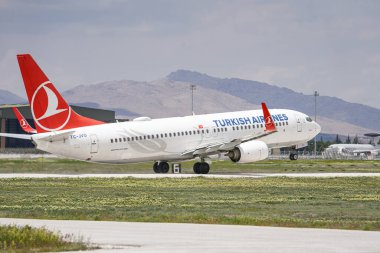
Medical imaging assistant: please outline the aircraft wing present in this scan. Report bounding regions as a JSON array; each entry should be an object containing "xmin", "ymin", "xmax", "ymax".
[
  {"xmin": 0, "ymin": 133, "xmax": 32, "ymax": 140},
  {"xmin": 182, "ymin": 102, "xmax": 277, "ymax": 157}
]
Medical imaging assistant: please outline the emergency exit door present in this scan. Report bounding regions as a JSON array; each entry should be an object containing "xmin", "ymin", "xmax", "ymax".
[{"xmin": 90, "ymin": 134, "xmax": 99, "ymax": 153}]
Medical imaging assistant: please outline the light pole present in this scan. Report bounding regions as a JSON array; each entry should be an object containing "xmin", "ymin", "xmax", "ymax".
[
  {"xmin": 314, "ymin": 91, "xmax": 319, "ymax": 158},
  {"xmin": 190, "ymin": 84, "xmax": 196, "ymax": 115}
]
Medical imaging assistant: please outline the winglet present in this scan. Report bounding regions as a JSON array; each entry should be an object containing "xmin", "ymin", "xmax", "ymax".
[
  {"xmin": 12, "ymin": 107, "xmax": 37, "ymax": 134},
  {"xmin": 261, "ymin": 102, "xmax": 277, "ymax": 132}
]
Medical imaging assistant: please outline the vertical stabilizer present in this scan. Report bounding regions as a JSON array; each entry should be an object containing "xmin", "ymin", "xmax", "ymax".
[{"xmin": 17, "ymin": 54, "xmax": 104, "ymax": 133}]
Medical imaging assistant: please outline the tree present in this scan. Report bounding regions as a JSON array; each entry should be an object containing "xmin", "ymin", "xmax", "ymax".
[
  {"xmin": 378, "ymin": 139, "xmax": 380, "ymax": 145},
  {"xmin": 335, "ymin": 134, "xmax": 342, "ymax": 144},
  {"xmin": 345, "ymin": 135, "xmax": 351, "ymax": 144},
  {"xmin": 353, "ymin": 135, "xmax": 359, "ymax": 144}
]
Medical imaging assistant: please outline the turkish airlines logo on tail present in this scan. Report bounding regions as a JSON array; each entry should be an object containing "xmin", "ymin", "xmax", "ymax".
[
  {"xmin": 31, "ymin": 81, "xmax": 71, "ymax": 131},
  {"xmin": 20, "ymin": 119, "xmax": 28, "ymax": 129},
  {"xmin": 265, "ymin": 116, "xmax": 273, "ymax": 125}
]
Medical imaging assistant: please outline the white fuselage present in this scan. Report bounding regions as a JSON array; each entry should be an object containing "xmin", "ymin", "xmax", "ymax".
[{"xmin": 32, "ymin": 109, "xmax": 320, "ymax": 163}]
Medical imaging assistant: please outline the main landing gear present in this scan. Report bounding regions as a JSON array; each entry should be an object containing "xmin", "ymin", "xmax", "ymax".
[
  {"xmin": 193, "ymin": 162, "xmax": 210, "ymax": 174},
  {"xmin": 152, "ymin": 161, "xmax": 210, "ymax": 174},
  {"xmin": 153, "ymin": 161, "xmax": 170, "ymax": 173}
]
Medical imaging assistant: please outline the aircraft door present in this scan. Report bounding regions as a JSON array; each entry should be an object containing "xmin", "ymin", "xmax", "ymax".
[
  {"xmin": 90, "ymin": 134, "xmax": 99, "ymax": 153},
  {"xmin": 296, "ymin": 117, "xmax": 302, "ymax": 132}
]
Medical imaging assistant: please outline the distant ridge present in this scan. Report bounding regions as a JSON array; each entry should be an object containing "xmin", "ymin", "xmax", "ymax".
[
  {"xmin": 0, "ymin": 89, "xmax": 26, "ymax": 104},
  {"xmin": 168, "ymin": 70, "xmax": 380, "ymax": 131}
]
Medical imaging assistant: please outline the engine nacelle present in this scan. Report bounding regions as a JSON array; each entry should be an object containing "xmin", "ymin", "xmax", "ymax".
[{"xmin": 228, "ymin": 140, "xmax": 269, "ymax": 163}]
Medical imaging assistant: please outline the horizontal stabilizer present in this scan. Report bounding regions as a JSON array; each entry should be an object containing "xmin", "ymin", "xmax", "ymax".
[
  {"xmin": 37, "ymin": 130, "xmax": 75, "ymax": 142},
  {"xmin": 0, "ymin": 133, "xmax": 32, "ymax": 140}
]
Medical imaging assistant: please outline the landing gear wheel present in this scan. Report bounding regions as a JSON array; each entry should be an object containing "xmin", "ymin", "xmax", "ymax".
[
  {"xmin": 193, "ymin": 162, "xmax": 210, "ymax": 174},
  {"xmin": 289, "ymin": 154, "xmax": 298, "ymax": 160},
  {"xmin": 200, "ymin": 162, "xmax": 210, "ymax": 174},
  {"xmin": 153, "ymin": 162, "xmax": 160, "ymax": 173},
  {"xmin": 153, "ymin": 162, "xmax": 170, "ymax": 173},
  {"xmin": 193, "ymin": 162, "xmax": 201, "ymax": 174}
]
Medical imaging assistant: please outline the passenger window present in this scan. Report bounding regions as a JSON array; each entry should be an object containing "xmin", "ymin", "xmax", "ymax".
[
  {"xmin": 111, "ymin": 139, "xmax": 113, "ymax": 143},
  {"xmin": 115, "ymin": 138, "xmax": 118, "ymax": 143},
  {"xmin": 161, "ymin": 134, "xmax": 164, "ymax": 138},
  {"xmin": 169, "ymin": 133, "xmax": 172, "ymax": 137},
  {"xmin": 232, "ymin": 127, "xmax": 235, "ymax": 131},
  {"xmin": 165, "ymin": 133, "xmax": 168, "ymax": 137},
  {"xmin": 197, "ymin": 130, "xmax": 200, "ymax": 134},
  {"xmin": 123, "ymin": 137, "xmax": 126, "ymax": 142},
  {"xmin": 127, "ymin": 137, "xmax": 130, "ymax": 141},
  {"xmin": 173, "ymin": 133, "xmax": 176, "ymax": 137}
]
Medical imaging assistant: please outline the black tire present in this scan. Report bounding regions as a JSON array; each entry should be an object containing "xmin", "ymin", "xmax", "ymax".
[
  {"xmin": 153, "ymin": 162, "xmax": 160, "ymax": 173},
  {"xmin": 200, "ymin": 162, "xmax": 210, "ymax": 174},
  {"xmin": 160, "ymin": 162, "xmax": 170, "ymax": 173},
  {"xmin": 193, "ymin": 162, "xmax": 201, "ymax": 174},
  {"xmin": 293, "ymin": 154, "xmax": 298, "ymax": 160},
  {"xmin": 289, "ymin": 154, "xmax": 294, "ymax": 160}
]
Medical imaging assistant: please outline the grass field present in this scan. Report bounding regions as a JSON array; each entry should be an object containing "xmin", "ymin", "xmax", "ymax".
[
  {"xmin": 1, "ymin": 176, "xmax": 379, "ymax": 231},
  {"xmin": 0, "ymin": 158, "xmax": 379, "ymax": 174}
]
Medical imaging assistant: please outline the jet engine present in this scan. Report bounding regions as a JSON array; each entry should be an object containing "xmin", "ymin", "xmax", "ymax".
[{"xmin": 227, "ymin": 140, "xmax": 269, "ymax": 163}]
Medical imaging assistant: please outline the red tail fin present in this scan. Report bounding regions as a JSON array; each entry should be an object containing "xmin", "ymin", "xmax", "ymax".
[
  {"xmin": 261, "ymin": 102, "xmax": 276, "ymax": 132},
  {"xmin": 12, "ymin": 107, "xmax": 37, "ymax": 134},
  {"xmin": 17, "ymin": 54, "xmax": 104, "ymax": 133}
]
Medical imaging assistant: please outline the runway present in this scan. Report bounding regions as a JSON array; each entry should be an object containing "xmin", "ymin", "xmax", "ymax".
[
  {"xmin": 1, "ymin": 218, "xmax": 379, "ymax": 253},
  {"xmin": 0, "ymin": 172, "xmax": 380, "ymax": 179}
]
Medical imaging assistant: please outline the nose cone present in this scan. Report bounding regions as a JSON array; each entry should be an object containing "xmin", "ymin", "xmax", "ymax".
[{"xmin": 315, "ymin": 122, "xmax": 321, "ymax": 134}]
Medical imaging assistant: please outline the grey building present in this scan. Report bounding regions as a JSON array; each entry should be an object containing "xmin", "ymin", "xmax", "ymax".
[{"xmin": 0, "ymin": 104, "xmax": 115, "ymax": 148}]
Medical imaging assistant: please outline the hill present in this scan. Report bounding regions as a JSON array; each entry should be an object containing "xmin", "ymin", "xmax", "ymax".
[{"xmin": 168, "ymin": 70, "xmax": 380, "ymax": 132}]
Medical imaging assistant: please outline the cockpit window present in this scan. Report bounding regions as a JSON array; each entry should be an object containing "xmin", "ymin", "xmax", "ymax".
[{"xmin": 306, "ymin": 117, "xmax": 313, "ymax": 122}]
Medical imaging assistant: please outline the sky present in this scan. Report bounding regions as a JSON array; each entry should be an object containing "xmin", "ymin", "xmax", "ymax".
[{"xmin": 0, "ymin": 0, "xmax": 380, "ymax": 109}]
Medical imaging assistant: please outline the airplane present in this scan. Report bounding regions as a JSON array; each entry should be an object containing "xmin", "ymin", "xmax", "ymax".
[
  {"xmin": 0, "ymin": 54, "xmax": 321, "ymax": 174},
  {"xmin": 12, "ymin": 107, "xmax": 37, "ymax": 134},
  {"xmin": 324, "ymin": 144, "xmax": 379, "ymax": 158}
]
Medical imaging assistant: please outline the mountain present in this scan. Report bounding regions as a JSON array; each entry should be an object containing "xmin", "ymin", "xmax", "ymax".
[
  {"xmin": 0, "ymin": 89, "xmax": 26, "ymax": 104},
  {"xmin": 168, "ymin": 70, "xmax": 380, "ymax": 132},
  {"xmin": 63, "ymin": 79, "xmax": 258, "ymax": 118}
]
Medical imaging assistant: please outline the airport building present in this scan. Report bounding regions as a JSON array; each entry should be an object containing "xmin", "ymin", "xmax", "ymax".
[{"xmin": 0, "ymin": 104, "xmax": 116, "ymax": 148}]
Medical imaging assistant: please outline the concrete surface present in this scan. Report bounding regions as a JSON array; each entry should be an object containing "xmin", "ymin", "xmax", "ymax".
[{"xmin": 0, "ymin": 218, "xmax": 379, "ymax": 253}]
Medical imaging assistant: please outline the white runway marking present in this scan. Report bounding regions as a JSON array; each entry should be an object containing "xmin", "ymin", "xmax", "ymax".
[
  {"xmin": 0, "ymin": 218, "xmax": 379, "ymax": 253},
  {"xmin": 0, "ymin": 172, "xmax": 380, "ymax": 179}
]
